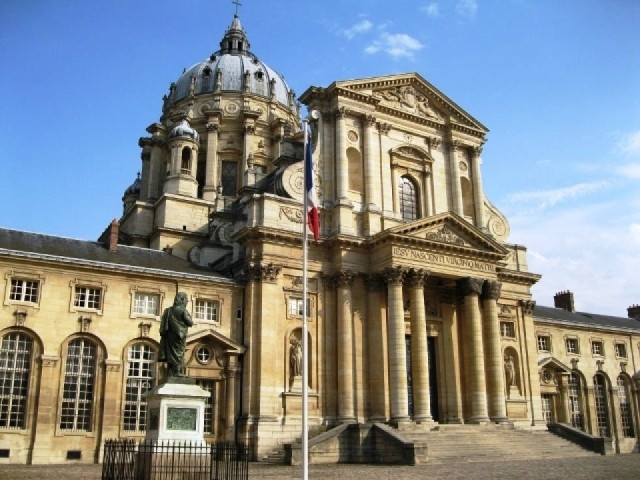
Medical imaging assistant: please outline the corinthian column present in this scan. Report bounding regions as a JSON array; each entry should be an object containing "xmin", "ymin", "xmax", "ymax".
[
  {"xmin": 448, "ymin": 140, "xmax": 464, "ymax": 216},
  {"xmin": 482, "ymin": 280, "xmax": 508, "ymax": 422},
  {"xmin": 335, "ymin": 270, "xmax": 356, "ymax": 422},
  {"xmin": 458, "ymin": 277, "xmax": 489, "ymax": 423},
  {"xmin": 471, "ymin": 146, "xmax": 487, "ymax": 231},
  {"xmin": 384, "ymin": 266, "xmax": 410, "ymax": 423},
  {"xmin": 407, "ymin": 268, "xmax": 432, "ymax": 423}
]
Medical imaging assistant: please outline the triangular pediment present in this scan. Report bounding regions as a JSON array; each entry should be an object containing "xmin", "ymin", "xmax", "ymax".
[
  {"xmin": 187, "ymin": 328, "xmax": 245, "ymax": 355},
  {"xmin": 381, "ymin": 212, "xmax": 508, "ymax": 257},
  {"xmin": 538, "ymin": 356, "xmax": 572, "ymax": 374},
  {"xmin": 335, "ymin": 73, "xmax": 488, "ymax": 132}
]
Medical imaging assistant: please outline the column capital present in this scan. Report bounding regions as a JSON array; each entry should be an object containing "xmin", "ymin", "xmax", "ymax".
[
  {"xmin": 383, "ymin": 266, "xmax": 407, "ymax": 286},
  {"xmin": 471, "ymin": 145, "xmax": 483, "ymax": 158},
  {"xmin": 333, "ymin": 270, "xmax": 355, "ymax": 288},
  {"xmin": 364, "ymin": 114, "xmax": 377, "ymax": 127},
  {"xmin": 244, "ymin": 261, "xmax": 282, "ymax": 283},
  {"xmin": 243, "ymin": 124, "xmax": 256, "ymax": 135},
  {"xmin": 457, "ymin": 277, "xmax": 483, "ymax": 296},
  {"xmin": 335, "ymin": 106, "xmax": 348, "ymax": 119},
  {"xmin": 519, "ymin": 299, "xmax": 536, "ymax": 315},
  {"xmin": 206, "ymin": 122, "xmax": 220, "ymax": 132},
  {"xmin": 426, "ymin": 136, "xmax": 441, "ymax": 151},
  {"xmin": 482, "ymin": 280, "xmax": 502, "ymax": 300},
  {"xmin": 406, "ymin": 268, "xmax": 430, "ymax": 288},
  {"xmin": 378, "ymin": 122, "xmax": 391, "ymax": 136}
]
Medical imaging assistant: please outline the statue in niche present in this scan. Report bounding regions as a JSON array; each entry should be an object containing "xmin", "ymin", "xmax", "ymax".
[
  {"xmin": 159, "ymin": 292, "xmax": 193, "ymax": 377},
  {"xmin": 290, "ymin": 337, "xmax": 303, "ymax": 378},
  {"xmin": 504, "ymin": 355, "xmax": 516, "ymax": 387}
]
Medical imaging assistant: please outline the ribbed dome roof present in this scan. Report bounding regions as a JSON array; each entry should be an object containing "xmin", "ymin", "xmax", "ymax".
[
  {"xmin": 167, "ymin": 15, "xmax": 295, "ymax": 111},
  {"xmin": 169, "ymin": 118, "xmax": 199, "ymax": 142}
]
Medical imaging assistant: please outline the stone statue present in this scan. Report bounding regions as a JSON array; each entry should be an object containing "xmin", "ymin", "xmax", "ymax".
[
  {"xmin": 159, "ymin": 292, "xmax": 193, "ymax": 377},
  {"xmin": 290, "ymin": 339, "xmax": 303, "ymax": 378},
  {"xmin": 504, "ymin": 355, "xmax": 516, "ymax": 387}
]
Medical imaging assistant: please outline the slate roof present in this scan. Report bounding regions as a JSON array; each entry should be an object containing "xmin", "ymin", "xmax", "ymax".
[
  {"xmin": 534, "ymin": 304, "xmax": 640, "ymax": 333},
  {"xmin": 0, "ymin": 228, "xmax": 235, "ymax": 284}
]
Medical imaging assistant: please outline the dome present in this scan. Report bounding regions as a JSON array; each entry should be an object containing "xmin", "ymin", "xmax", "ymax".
[
  {"xmin": 169, "ymin": 119, "xmax": 199, "ymax": 142},
  {"xmin": 123, "ymin": 173, "xmax": 141, "ymax": 197},
  {"xmin": 167, "ymin": 15, "xmax": 295, "ymax": 110}
]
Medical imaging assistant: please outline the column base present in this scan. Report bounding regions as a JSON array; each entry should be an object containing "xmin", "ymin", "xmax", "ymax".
[
  {"xmin": 338, "ymin": 416, "xmax": 357, "ymax": 424},
  {"xmin": 390, "ymin": 416, "xmax": 411, "ymax": 428},
  {"xmin": 467, "ymin": 415, "xmax": 491, "ymax": 424},
  {"xmin": 490, "ymin": 416, "xmax": 510, "ymax": 424},
  {"xmin": 413, "ymin": 415, "xmax": 435, "ymax": 425}
]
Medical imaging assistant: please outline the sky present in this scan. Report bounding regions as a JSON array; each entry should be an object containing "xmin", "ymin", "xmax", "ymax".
[{"xmin": 1, "ymin": 0, "xmax": 639, "ymax": 316}]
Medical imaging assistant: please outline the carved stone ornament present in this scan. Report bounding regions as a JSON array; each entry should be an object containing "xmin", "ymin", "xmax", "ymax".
[
  {"xmin": 14, "ymin": 310, "xmax": 27, "ymax": 327},
  {"xmin": 383, "ymin": 266, "xmax": 407, "ymax": 286},
  {"xmin": 279, "ymin": 206, "xmax": 304, "ymax": 224},
  {"xmin": 347, "ymin": 130, "xmax": 359, "ymax": 143},
  {"xmin": 334, "ymin": 270, "xmax": 355, "ymax": 288},
  {"xmin": 541, "ymin": 368, "xmax": 556, "ymax": 385},
  {"xmin": 472, "ymin": 146, "xmax": 483, "ymax": 157},
  {"xmin": 458, "ymin": 161, "xmax": 468, "ymax": 172},
  {"xmin": 41, "ymin": 354, "xmax": 59, "ymax": 368},
  {"xmin": 373, "ymin": 86, "xmax": 443, "ymax": 121},
  {"xmin": 365, "ymin": 114, "xmax": 377, "ymax": 127},
  {"xmin": 139, "ymin": 322, "xmax": 152, "ymax": 338},
  {"xmin": 378, "ymin": 122, "xmax": 391, "ymax": 135},
  {"xmin": 79, "ymin": 316, "xmax": 92, "ymax": 333},
  {"xmin": 425, "ymin": 226, "xmax": 465, "ymax": 246},
  {"xmin": 596, "ymin": 360, "xmax": 604, "ymax": 371},
  {"xmin": 105, "ymin": 359, "xmax": 121, "ymax": 373},
  {"xmin": 499, "ymin": 304, "xmax": 513, "ymax": 316},
  {"xmin": 403, "ymin": 133, "xmax": 413, "ymax": 144},
  {"xmin": 244, "ymin": 124, "xmax": 256, "ymax": 135},
  {"xmin": 291, "ymin": 276, "xmax": 304, "ymax": 289},
  {"xmin": 457, "ymin": 277, "xmax": 484, "ymax": 296},
  {"xmin": 570, "ymin": 358, "xmax": 579, "ymax": 369},
  {"xmin": 426, "ymin": 136, "xmax": 441, "ymax": 150},
  {"xmin": 620, "ymin": 361, "xmax": 627, "ymax": 373},
  {"xmin": 206, "ymin": 122, "xmax": 219, "ymax": 132}
]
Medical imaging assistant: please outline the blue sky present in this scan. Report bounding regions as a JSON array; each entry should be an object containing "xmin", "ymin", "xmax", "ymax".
[{"xmin": 1, "ymin": 0, "xmax": 639, "ymax": 316}]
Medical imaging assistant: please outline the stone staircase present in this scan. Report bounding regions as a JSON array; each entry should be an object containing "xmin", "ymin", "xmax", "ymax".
[
  {"xmin": 400, "ymin": 424, "xmax": 599, "ymax": 464},
  {"xmin": 261, "ymin": 425, "xmax": 330, "ymax": 464}
]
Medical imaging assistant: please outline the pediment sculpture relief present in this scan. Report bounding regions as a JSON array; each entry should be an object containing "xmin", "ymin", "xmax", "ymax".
[
  {"xmin": 373, "ymin": 86, "xmax": 444, "ymax": 121},
  {"xmin": 424, "ymin": 226, "xmax": 466, "ymax": 246}
]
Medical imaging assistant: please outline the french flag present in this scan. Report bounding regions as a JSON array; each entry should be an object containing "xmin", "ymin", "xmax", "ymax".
[{"xmin": 305, "ymin": 126, "xmax": 320, "ymax": 241}]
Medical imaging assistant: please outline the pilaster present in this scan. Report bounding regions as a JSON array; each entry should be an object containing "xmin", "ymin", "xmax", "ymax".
[
  {"xmin": 202, "ymin": 120, "xmax": 220, "ymax": 200},
  {"xmin": 470, "ymin": 146, "xmax": 487, "ymax": 231},
  {"xmin": 335, "ymin": 270, "xmax": 356, "ymax": 422}
]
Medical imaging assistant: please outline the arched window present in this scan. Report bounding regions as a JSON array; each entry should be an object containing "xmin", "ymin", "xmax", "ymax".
[
  {"xmin": 568, "ymin": 373, "xmax": 584, "ymax": 430},
  {"xmin": 123, "ymin": 343, "xmax": 156, "ymax": 432},
  {"xmin": 399, "ymin": 176, "xmax": 418, "ymax": 221},
  {"xmin": 181, "ymin": 147, "xmax": 192, "ymax": 174},
  {"xmin": 221, "ymin": 160, "xmax": 238, "ymax": 196},
  {"xmin": 0, "ymin": 332, "xmax": 33, "ymax": 429},
  {"xmin": 593, "ymin": 374, "xmax": 610, "ymax": 437},
  {"xmin": 346, "ymin": 147, "xmax": 362, "ymax": 193},
  {"xmin": 460, "ymin": 177, "xmax": 474, "ymax": 220},
  {"xmin": 60, "ymin": 338, "xmax": 97, "ymax": 432},
  {"xmin": 617, "ymin": 375, "xmax": 634, "ymax": 437}
]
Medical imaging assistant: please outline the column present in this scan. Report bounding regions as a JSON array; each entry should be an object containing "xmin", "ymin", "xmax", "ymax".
[
  {"xmin": 139, "ymin": 143, "xmax": 152, "ymax": 201},
  {"xmin": 458, "ymin": 277, "xmax": 489, "ymax": 423},
  {"xmin": 448, "ymin": 140, "xmax": 464, "ymax": 216},
  {"xmin": 470, "ymin": 146, "xmax": 487, "ymax": 231},
  {"xmin": 482, "ymin": 280, "xmax": 508, "ymax": 423},
  {"xmin": 336, "ymin": 270, "xmax": 356, "ymax": 422},
  {"xmin": 224, "ymin": 353, "xmax": 239, "ymax": 440},
  {"xmin": 321, "ymin": 112, "xmax": 335, "ymax": 207},
  {"xmin": 384, "ymin": 266, "xmax": 410, "ymax": 423},
  {"xmin": 335, "ymin": 108, "xmax": 349, "ymax": 203},
  {"xmin": 519, "ymin": 299, "xmax": 546, "ymax": 426},
  {"xmin": 365, "ymin": 274, "xmax": 387, "ymax": 421},
  {"xmin": 441, "ymin": 296, "xmax": 463, "ymax": 423},
  {"xmin": 322, "ymin": 275, "xmax": 338, "ymax": 422},
  {"xmin": 378, "ymin": 123, "xmax": 394, "ymax": 216},
  {"xmin": 202, "ymin": 120, "xmax": 219, "ymax": 200},
  {"xmin": 558, "ymin": 374, "xmax": 571, "ymax": 424},
  {"xmin": 407, "ymin": 269, "xmax": 432, "ymax": 423}
]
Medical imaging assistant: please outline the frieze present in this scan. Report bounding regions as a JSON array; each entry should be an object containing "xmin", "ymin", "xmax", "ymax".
[
  {"xmin": 280, "ymin": 206, "xmax": 304, "ymax": 224},
  {"xmin": 424, "ymin": 226, "xmax": 466, "ymax": 246},
  {"xmin": 392, "ymin": 247, "xmax": 496, "ymax": 273},
  {"xmin": 372, "ymin": 86, "xmax": 444, "ymax": 121}
]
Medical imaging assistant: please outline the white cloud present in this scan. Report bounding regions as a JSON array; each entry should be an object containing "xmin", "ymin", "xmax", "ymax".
[
  {"xmin": 343, "ymin": 19, "xmax": 373, "ymax": 39},
  {"xmin": 456, "ymin": 0, "xmax": 478, "ymax": 19},
  {"xmin": 619, "ymin": 130, "xmax": 640, "ymax": 154},
  {"xmin": 616, "ymin": 163, "xmax": 640, "ymax": 179},
  {"xmin": 365, "ymin": 32, "xmax": 424, "ymax": 59},
  {"xmin": 630, "ymin": 224, "xmax": 640, "ymax": 245},
  {"xmin": 421, "ymin": 3, "xmax": 440, "ymax": 17},
  {"xmin": 506, "ymin": 181, "xmax": 609, "ymax": 212}
]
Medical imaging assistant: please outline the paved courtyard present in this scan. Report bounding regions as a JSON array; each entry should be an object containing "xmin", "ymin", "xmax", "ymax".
[{"xmin": 1, "ymin": 455, "xmax": 640, "ymax": 480}]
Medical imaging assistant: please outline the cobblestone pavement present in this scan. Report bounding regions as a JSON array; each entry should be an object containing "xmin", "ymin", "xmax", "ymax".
[{"xmin": 1, "ymin": 455, "xmax": 640, "ymax": 480}]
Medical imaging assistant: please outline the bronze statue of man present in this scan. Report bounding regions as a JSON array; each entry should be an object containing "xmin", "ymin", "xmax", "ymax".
[{"xmin": 159, "ymin": 292, "xmax": 193, "ymax": 377}]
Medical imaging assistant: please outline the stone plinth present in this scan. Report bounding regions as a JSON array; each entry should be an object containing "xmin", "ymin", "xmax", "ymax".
[{"xmin": 143, "ymin": 377, "xmax": 211, "ymax": 444}]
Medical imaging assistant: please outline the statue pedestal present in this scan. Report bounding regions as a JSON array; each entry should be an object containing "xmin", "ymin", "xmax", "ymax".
[{"xmin": 144, "ymin": 377, "xmax": 211, "ymax": 444}]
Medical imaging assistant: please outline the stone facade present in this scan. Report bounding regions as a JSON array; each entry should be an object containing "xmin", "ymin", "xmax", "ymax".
[{"xmin": 1, "ymin": 13, "xmax": 639, "ymax": 465}]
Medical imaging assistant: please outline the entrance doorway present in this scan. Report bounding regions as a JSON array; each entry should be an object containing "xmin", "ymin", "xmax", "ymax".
[{"xmin": 405, "ymin": 336, "xmax": 440, "ymax": 421}]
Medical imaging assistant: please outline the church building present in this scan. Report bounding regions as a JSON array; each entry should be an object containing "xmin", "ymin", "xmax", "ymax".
[{"xmin": 1, "ymin": 13, "xmax": 638, "ymax": 464}]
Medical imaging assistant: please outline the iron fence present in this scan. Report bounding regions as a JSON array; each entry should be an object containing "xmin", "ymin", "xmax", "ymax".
[{"xmin": 102, "ymin": 439, "xmax": 249, "ymax": 480}]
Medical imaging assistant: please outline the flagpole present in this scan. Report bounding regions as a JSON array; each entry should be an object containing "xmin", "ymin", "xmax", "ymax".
[{"xmin": 301, "ymin": 119, "xmax": 310, "ymax": 480}]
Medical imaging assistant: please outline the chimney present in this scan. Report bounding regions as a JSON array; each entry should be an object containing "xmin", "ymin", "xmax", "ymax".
[
  {"xmin": 107, "ymin": 219, "xmax": 119, "ymax": 252},
  {"xmin": 554, "ymin": 290, "xmax": 575, "ymax": 312},
  {"xmin": 628, "ymin": 304, "xmax": 640, "ymax": 320}
]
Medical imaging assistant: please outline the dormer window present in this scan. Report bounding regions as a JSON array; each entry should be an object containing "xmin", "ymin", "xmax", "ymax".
[
  {"xmin": 203, "ymin": 67, "xmax": 212, "ymax": 78},
  {"xmin": 238, "ymin": 41, "xmax": 243, "ymax": 51},
  {"xmin": 255, "ymin": 70, "xmax": 264, "ymax": 80}
]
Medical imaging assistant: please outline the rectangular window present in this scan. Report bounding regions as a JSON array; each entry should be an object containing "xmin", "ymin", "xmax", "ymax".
[
  {"xmin": 500, "ymin": 321, "xmax": 515, "ymax": 338},
  {"xmin": 196, "ymin": 379, "xmax": 215, "ymax": 434},
  {"xmin": 566, "ymin": 338, "xmax": 579, "ymax": 355},
  {"xmin": 537, "ymin": 335, "xmax": 550, "ymax": 352},
  {"xmin": 133, "ymin": 293, "xmax": 159, "ymax": 316},
  {"xmin": 615, "ymin": 343, "xmax": 627, "ymax": 358},
  {"xmin": 74, "ymin": 286, "xmax": 101, "ymax": 310},
  {"xmin": 9, "ymin": 279, "xmax": 39, "ymax": 303},
  {"xmin": 195, "ymin": 299, "xmax": 219, "ymax": 323},
  {"xmin": 221, "ymin": 161, "xmax": 238, "ymax": 196},
  {"xmin": 288, "ymin": 298, "xmax": 310, "ymax": 317},
  {"xmin": 591, "ymin": 341, "xmax": 604, "ymax": 356},
  {"xmin": 123, "ymin": 343, "xmax": 155, "ymax": 432}
]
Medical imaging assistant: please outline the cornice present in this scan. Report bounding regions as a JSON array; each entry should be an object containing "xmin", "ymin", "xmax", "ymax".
[
  {"xmin": 497, "ymin": 268, "xmax": 542, "ymax": 286},
  {"xmin": 533, "ymin": 316, "xmax": 640, "ymax": 336}
]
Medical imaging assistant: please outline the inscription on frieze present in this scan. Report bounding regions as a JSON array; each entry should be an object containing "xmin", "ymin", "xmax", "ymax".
[
  {"xmin": 393, "ymin": 247, "xmax": 495, "ymax": 272},
  {"xmin": 166, "ymin": 407, "xmax": 197, "ymax": 431}
]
